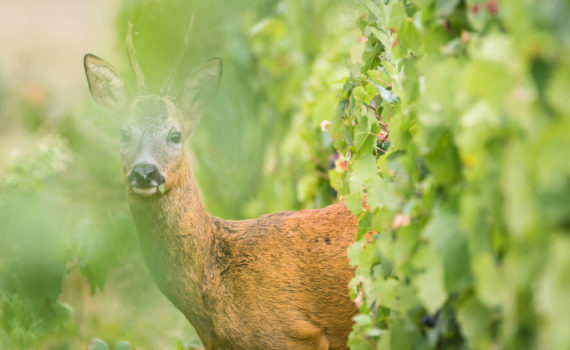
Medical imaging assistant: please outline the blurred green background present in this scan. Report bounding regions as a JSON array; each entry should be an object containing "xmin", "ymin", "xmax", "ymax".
[{"xmin": 0, "ymin": 0, "xmax": 360, "ymax": 348}]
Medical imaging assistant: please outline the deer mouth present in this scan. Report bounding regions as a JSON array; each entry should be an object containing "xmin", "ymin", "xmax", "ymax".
[{"xmin": 131, "ymin": 185, "xmax": 159, "ymax": 196}]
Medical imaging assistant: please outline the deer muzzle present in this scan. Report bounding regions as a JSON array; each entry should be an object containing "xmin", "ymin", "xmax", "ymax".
[{"xmin": 128, "ymin": 162, "xmax": 166, "ymax": 196}]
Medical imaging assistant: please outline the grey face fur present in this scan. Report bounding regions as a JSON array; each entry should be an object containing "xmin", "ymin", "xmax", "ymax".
[{"xmin": 84, "ymin": 54, "xmax": 222, "ymax": 196}]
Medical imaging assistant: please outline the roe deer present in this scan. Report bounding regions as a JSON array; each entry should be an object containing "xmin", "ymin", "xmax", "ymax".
[{"xmin": 83, "ymin": 24, "xmax": 358, "ymax": 350}]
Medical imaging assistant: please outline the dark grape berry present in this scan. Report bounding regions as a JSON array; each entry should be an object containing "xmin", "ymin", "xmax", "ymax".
[{"xmin": 422, "ymin": 314, "xmax": 437, "ymax": 328}]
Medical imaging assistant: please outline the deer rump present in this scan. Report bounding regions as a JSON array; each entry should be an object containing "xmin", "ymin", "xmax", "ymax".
[{"xmin": 200, "ymin": 204, "xmax": 358, "ymax": 349}]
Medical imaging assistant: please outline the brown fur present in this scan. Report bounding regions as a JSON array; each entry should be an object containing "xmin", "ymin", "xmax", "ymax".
[{"xmin": 127, "ymin": 149, "xmax": 358, "ymax": 350}]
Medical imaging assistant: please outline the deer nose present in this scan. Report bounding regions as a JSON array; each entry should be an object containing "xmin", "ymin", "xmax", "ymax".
[{"xmin": 129, "ymin": 163, "xmax": 165, "ymax": 188}]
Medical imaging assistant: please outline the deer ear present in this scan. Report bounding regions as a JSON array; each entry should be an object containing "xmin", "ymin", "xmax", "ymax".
[
  {"xmin": 84, "ymin": 54, "xmax": 127, "ymax": 111},
  {"xmin": 179, "ymin": 57, "xmax": 222, "ymax": 131}
]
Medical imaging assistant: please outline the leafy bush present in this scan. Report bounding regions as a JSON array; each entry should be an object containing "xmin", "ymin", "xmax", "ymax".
[{"xmin": 329, "ymin": 1, "xmax": 570, "ymax": 349}]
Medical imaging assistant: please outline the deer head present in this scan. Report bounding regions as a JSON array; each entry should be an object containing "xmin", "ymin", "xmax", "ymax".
[{"xmin": 84, "ymin": 23, "xmax": 222, "ymax": 197}]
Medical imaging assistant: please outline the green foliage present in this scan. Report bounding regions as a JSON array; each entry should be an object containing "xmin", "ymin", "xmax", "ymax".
[
  {"xmin": 333, "ymin": 0, "xmax": 570, "ymax": 349},
  {"xmin": 88, "ymin": 339, "xmax": 110, "ymax": 350},
  {"xmin": 87, "ymin": 338, "xmax": 137, "ymax": 350},
  {"xmin": 0, "ymin": 137, "xmax": 73, "ymax": 348}
]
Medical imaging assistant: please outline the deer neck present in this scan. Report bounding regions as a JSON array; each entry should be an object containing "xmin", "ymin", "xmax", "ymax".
[{"xmin": 126, "ymin": 151, "xmax": 216, "ymax": 315}]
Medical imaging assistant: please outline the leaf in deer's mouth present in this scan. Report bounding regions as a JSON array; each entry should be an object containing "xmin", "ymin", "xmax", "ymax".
[{"xmin": 158, "ymin": 183, "xmax": 165, "ymax": 194}]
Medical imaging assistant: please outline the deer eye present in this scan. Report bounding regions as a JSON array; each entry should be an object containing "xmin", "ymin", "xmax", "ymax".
[
  {"xmin": 169, "ymin": 131, "xmax": 182, "ymax": 144},
  {"xmin": 121, "ymin": 129, "xmax": 131, "ymax": 142}
]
